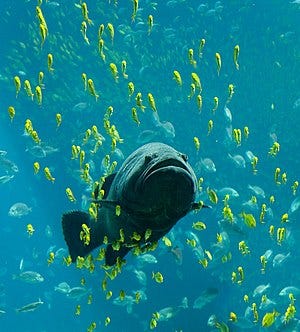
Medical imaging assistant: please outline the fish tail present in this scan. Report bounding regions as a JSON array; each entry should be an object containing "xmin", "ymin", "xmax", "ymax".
[{"xmin": 61, "ymin": 210, "xmax": 100, "ymax": 262}]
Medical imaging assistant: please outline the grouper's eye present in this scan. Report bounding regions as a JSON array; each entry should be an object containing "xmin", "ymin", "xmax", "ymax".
[
  {"xmin": 144, "ymin": 155, "xmax": 152, "ymax": 165},
  {"xmin": 181, "ymin": 154, "xmax": 188, "ymax": 162}
]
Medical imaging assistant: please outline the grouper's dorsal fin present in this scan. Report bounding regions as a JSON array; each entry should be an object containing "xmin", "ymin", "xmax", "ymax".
[{"xmin": 101, "ymin": 173, "xmax": 117, "ymax": 199}]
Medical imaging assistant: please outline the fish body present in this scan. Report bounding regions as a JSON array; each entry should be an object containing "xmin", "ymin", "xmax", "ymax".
[
  {"xmin": 62, "ymin": 142, "xmax": 199, "ymax": 265},
  {"xmin": 8, "ymin": 203, "xmax": 32, "ymax": 218},
  {"xmin": 193, "ymin": 288, "xmax": 218, "ymax": 310},
  {"xmin": 16, "ymin": 299, "xmax": 44, "ymax": 313},
  {"xmin": 13, "ymin": 270, "xmax": 44, "ymax": 283}
]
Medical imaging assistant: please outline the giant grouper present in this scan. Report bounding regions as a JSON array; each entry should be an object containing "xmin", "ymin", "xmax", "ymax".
[{"xmin": 62, "ymin": 142, "xmax": 208, "ymax": 266}]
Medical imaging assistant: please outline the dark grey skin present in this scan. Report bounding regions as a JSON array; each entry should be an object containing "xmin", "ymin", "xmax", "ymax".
[{"xmin": 62, "ymin": 142, "xmax": 202, "ymax": 266}]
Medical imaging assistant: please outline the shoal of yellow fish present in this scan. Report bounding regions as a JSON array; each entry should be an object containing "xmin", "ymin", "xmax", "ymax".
[{"xmin": 4, "ymin": 1, "xmax": 299, "ymax": 330}]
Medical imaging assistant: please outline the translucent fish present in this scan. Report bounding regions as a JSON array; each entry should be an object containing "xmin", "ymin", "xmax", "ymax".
[
  {"xmin": 217, "ymin": 187, "xmax": 239, "ymax": 198},
  {"xmin": 67, "ymin": 286, "xmax": 89, "ymax": 300},
  {"xmin": 279, "ymin": 286, "xmax": 300, "ymax": 297},
  {"xmin": 289, "ymin": 196, "xmax": 300, "ymax": 214},
  {"xmin": 248, "ymin": 185, "xmax": 266, "ymax": 199},
  {"xmin": 193, "ymin": 288, "xmax": 218, "ymax": 310},
  {"xmin": 54, "ymin": 282, "xmax": 71, "ymax": 294},
  {"xmin": 253, "ymin": 283, "xmax": 271, "ymax": 297},
  {"xmin": 273, "ymin": 252, "xmax": 291, "ymax": 268},
  {"xmin": 196, "ymin": 158, "xmax": 216, "ymax": 173},
  {"xmin": 228, "ymin": 153, "xmax": 246, "ymax": 168},
  {"xmin": 224, "ymin": 106, "xmax": 232, "ymax": 123},
  {"xmin": 0, "ymin": 175, "xmax": 14, "ymax": 184},
  {"xmin": 13, "ymin": 271, "xmax": 44, "ymax": 283},
  {"xmin": 8, "ymin": 203, "xmax": 32, "ymax": 218},
  {"xmin": 16, "ymin": 299, "xmax": 44, "ymax": 313}
]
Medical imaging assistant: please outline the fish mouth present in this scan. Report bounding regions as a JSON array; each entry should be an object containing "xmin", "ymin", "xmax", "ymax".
[
  {"xmin": 141, "ymin": 158, "xmax": 191, "ymax": 184},
  {"xmin": 135, "ymin": 158, "xmax": 196, "ymax": 220}
]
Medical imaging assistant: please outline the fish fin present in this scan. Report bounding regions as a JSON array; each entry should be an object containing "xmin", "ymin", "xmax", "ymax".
[
  {"xmin": 105, "ymin": 244, "xmax": 131, "ymax": 266},
  {"xmin": 191, "ymin": 202, "xmax": 212, "ymax": 210},
  {"xmin": 102, "ymin": 173, "xmax": 116, "ymax": 199},
  {"xmin": 62, "ymin": 210, "xmax": 101, "ymax": 262}
]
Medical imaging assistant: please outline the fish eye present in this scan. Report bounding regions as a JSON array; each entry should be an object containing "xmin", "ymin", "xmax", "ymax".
[
  {"xmin": 144, "ymin": 155, "xmax": 152, "ymax": 164},
  {"xmin": 181, "ymin": 154, "xmax": 188, "ymax": 162}
]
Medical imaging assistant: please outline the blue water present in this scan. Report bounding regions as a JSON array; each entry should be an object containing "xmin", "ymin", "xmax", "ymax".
[{"xmin": 1, "ymin": 0, "xmax": 300, "ymax": 331}]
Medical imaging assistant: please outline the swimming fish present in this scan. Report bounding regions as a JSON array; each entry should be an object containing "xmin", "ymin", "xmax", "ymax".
[{"xmin": 62, "ymin": 142, "xmax": 204, "ymax": 266}]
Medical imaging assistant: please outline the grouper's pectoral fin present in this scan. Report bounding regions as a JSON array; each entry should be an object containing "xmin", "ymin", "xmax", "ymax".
[
  {"xmin": 105, "ymin": 244, "xmax": 131, "ymax": 266},
  {"xmin": 62, "ymin": 210, "xmax": 102, "ymax": 262},
  {"xmin": 191, "ymin": 202, "xmax": 212, "ymax": 210}
]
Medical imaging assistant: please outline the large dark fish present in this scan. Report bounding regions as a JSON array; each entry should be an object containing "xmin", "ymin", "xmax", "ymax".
[{"xmin": 62, "ymin": 142, "xmax": 203, "ymax": 266}]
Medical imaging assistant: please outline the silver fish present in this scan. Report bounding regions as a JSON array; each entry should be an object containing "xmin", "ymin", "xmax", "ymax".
[
  {"xmin": 13, "ymin": 271, "xmax": 44, "ymax": 283},
  {"xmin": 0, "ymin": 175, "xmax": 14, "ymax": 184},
  {"xmin": 16, "ymin": 299, "xmax": 44, "ymax": 313},
  {"xmin": 193, "ymin": 288, "xmax": 218, "ymax": 310},
  {"xmin": 8, "ymin": 203, "xmax": 32, "ymax": 218}
]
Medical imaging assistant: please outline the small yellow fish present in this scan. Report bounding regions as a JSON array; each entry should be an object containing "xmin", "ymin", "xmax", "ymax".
[
  {"xmin": 35, "ymin": 86, "xmax": 42, "ymax": 105},
  {"xmin": 82, "ymin": 73, "xmax": 87, "ymax": 90},
  {"xmin": 109, "ymin": 63, "xmax": 119, "ymax": 82},
  {"xmin": 233, "ymin": 45, "xmax": 240, "ymax": 70},
  {"xmin": 192, "ymin": 221, "xmax": 206, "ymax": 231},
  {"xmin": 135, "ymin": 92, "xmax": 146, "ymax": 111},
  {"xmin": 131, "ymin": 107, "xmax": 141, "ymax": 126},
  {"xmin": 207, "ymin": 119, "xmax": 213, "ymax": 135},
  {"xmin": 215, "ymin": 52, "xmax": 221, "ymax": 76},
  {"xmin": 56, "ymin": 113, "xmax": 62, "ymax": 128},
  {"xmin": 27, "ymin": 224, "xmax": 35, "ymax": 236},
  {"xmin": 128, "ymin": 81, "xmax": 135, "ymax": 100},
  {"xmin": 47, "ymin": 53, "xmax": 54, "ymax": 72},
  {"xmin": 188, "ymin": 48, "xmax": 197, "ymax": 67},
  {"xmin": 191, "ymin": 72, "xmax": 201, "ymax": 91},
  {"xmin": 196, "ymin": 94, "xmax": 202, "ymax": 112},
  {"xmin": 39, "ymin": 23, "xmax": 47, "ymax": 48},
  {"xmin": 212, "ymin": 96, "xmax": 219, "ymax": 113},
  {"xmin": 105, "ymin": 316, "xmax": 111, "ymax": 326},
  {"xmin": 148, "ymin": 14, "xmax": 153, "ymax": 34},
  {"xmin": 98, "ymin": 24, "xmax": 104, "ymax": 39},
  {"xmin": 147, "ymin": 93, "xmax": 157, "ymax": 112},
  {"xmin": 132, "ymin": 0, "xmax": 139, "ymax": 21},
  {"xmin": 38, "ymin": 71, "xmax": 44, "ymax": 87},
  {"xmin": 262, "ymin": 310, "xmax": 278, "ymax": 328},
  {"xmin": 162, "ymin": 236, "xmax": 172, "ymax": 247},
  {"xmin": 107, "ymin": 23, "xmax": 114, "ymax": 44},
  {"xmin": 198, "ymin": 38, "xmax": 205, "ymax": 58},
  {"xmin": 66, "ymin": 187, "xmax": 76, "ymax": 202},
  {"xmin": 207, "ymin": 187, "xmax": 218, "ymax": 204},
  {"xmin": 87, "ymin": 78, "xmax": 99, "ymax": 101},
  {"xmin": 81, "ymin": 2, "xmax": 93, "ymax": 25},
  {"xmin": 152, "ymin": 271, "xmax": 163, "ymax": 283},
  {"xmin": 173, "ymin": 70, "xmax": 182, "ymax": 86},
  {"xmin": 8, "ymin": 106, "xmax": 15, "ymax": 122},
  {"xmin": 121, "ymin": 60, "xmax": 128, "ymax": 79},
  {"xmin": 240, "ymin": 212, "xmax": 256, "ymax": 228},
  {"xmin": 14, "ymin": 76, "xmax": 21, "ymax": 98},
  {"xmin": 81, "ymin": 21, "xmax": 90, "ymax": 45},
  {"xmin": 33, "ymin": 162, "xmax": 40, "ymax": 174},
  {"xmin": 24, "ymin": 80, "xmax": 34, "ymax": 100},
  {"xmin": 44, "ymin": 167, "xmax": 55, "ymax": 183},
  {"xmin": 193, "ymin": 136, "xmax": 200, "ymax": 151}
]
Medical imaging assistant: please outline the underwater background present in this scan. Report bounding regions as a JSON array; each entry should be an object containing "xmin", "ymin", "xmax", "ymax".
[{"xmin": 0, "ymin": 0, "xmax": 300, "ymax": 331}]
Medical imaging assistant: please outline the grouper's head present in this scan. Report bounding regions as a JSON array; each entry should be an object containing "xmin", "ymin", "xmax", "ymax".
[{"xmin": 113, "ymin": 142, "xmax": 197, "ymax": 231}]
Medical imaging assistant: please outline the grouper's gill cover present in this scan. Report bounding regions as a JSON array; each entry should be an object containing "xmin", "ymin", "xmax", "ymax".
[{"xmin": 62, "ymin": 142, "xmax": 199, "ymax": 266}]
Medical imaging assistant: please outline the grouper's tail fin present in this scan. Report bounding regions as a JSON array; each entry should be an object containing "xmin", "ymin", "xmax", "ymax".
[{"xmin": 62, "ymin": 210, "xmax": 100, "ymax": 262}]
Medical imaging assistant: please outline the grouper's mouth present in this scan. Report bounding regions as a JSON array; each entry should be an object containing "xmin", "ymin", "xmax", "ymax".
[{"xmin": 140, "ymin": 158, "xmax": 191, "ymax": 186}]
